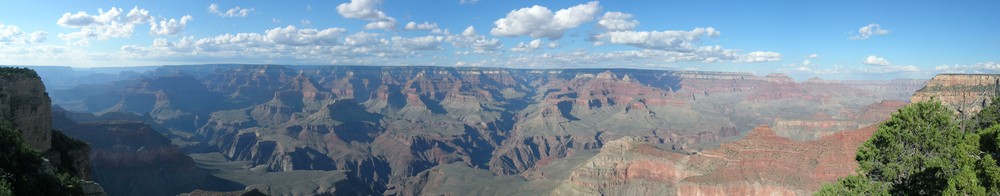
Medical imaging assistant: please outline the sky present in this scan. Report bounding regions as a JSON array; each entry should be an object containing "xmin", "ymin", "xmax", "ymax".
[{"xmin": 0, "ymin": 0, "xmax": 998, "ymax": 80}]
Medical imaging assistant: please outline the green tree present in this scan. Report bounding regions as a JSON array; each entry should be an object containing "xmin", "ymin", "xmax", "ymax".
[
  {"xmin": 0, "ymin": 121, "xmax": 76, "ymax": 195},
  {"xmin": 0, "ymin": 178, "xmax": 11, "ymax": 196},
  {"xmin": 819, "ymin": 98, "xmax": 1000, "ymax": 195},
  {"xmin": 816, "ymin": 175, "xmax": 889, "ymax": 196},
  {"xmin": 972, "ymin": 96, "xmax": 1000, "ymax": 131},
  {"xmin": 854, "ymin": 100, "xmax": 968, "ymax": 195}
]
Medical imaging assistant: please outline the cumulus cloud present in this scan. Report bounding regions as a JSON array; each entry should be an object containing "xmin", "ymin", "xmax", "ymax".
[
  {"xmin": 265, "ymin": 25, "xmax": 345, "ymax": 46},
  {"xmin": 363, "ymin": 21, "xmax": 396, "ymax": 30},
  {"xmin": 510, "ymin": 39, "xmax": 543, "ymax": 52},
  {"xmin": 118, "ymin": 25, "xmax": 448, "ymax": 65},
  {"xmin": 337, "ymin": 0, "xmax": 397, "ymax": 30},
  {"xmin": 449, "ymin": 26, "xmax": 502, "ymax": 54},
  {"xmin": 510, "ymin": 39, "xmax": 557, "ymax": 52},
  {"xmin": 855, "ymin": 55, "xmax": 918, "ymax": 73},
  {"xmin": 0, "ymin": 23, "xmax": 47, "ymax": 44},
  {"xmin": 935, "ymin": 62, "xmax": 1000, "ymax": 73},
  {"xmin": 392, "ymin": 36, "xmax": 444, "ymax": 51},
  {"xmin": 56, "ymin": 7, "xmax": 151, "ymax": 42},
  {"xmin": 27, "ymin": 31, "xmax": 48, "ymax": 43},
  {"xmin": 850, "ymin": 24, "xmax": 889, "ymax": 40},
  {"xmin": 55, "ymin": 6, "xmax": 195, "ymax": 44},
  {"xmin": 800, "ymin": 54, "xmax": 819, "ymax": 65},
  {"xmin": 462, "ymin": 26, "xmax": 476, "ymax": 37},
  {"xmin": 594, "ymin": 27, "xmax": 720, "ymax": 51},
  {"xmin": 208, "ymin": 4, "xmax": 255, "ymax": 18},
  {"xmin": 734, "ymin": 51, "xmax": 782, "ymax": 63},
  {"xmin": 459, "ymin": 0, "xmax": 479, "ymax": 4},
  {"xmin": 597, "ymin": 12, "xmax": 638, "ymax": 31},
  {"xmin": 587, "ymin": 24, "xmax": 778, "ymax": 64},
  {"xmin": 149, "ymin": 15, "xmax": 193, "ymax": 36},
  {"xmin": 344, "ymin": 31, "xmax": 384, "ymax": 46},
  {"xmin": 862, "ymin": 55, "xmax": 890, "ymax": 66},
  {"xmin": 404, "ymin": 22, "xmax": 438, "ymax": 30},
  {"xmin": 490, "ymin": 1, "xmax": 600, "ymax": 39}
]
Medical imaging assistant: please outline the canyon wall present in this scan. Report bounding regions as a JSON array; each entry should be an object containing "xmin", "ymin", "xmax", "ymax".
[{"xmin": 45, "ymin": 65, "xmax": 925, "ymax": 195}]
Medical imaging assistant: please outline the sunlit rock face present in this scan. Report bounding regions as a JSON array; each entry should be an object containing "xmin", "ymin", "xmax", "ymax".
[
  {"xmin": 911, "ymin": 74, "xmax": 1000, "ymax": 116},
  {"xmin": 47, "ymin": 65, "xmax": 924, "ymax": 194}
]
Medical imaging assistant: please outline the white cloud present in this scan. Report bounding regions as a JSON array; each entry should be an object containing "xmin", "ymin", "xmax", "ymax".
[
  {"xmin": 807, "ymin": 53, "xmax": 818, "ymax": 58},
  {"xmin": 149, "ymin": 15, "xmax": 193, "ymax": 36},
  {"xmin": 337, "ymin": 0, "xmax": 397, "ymax": 30},
  {"xmin": 459, "ymin": 0, "xmax": 479, "ymax": 4},
  {"xmin": 265, "ymin": 25, "xmax": 345, "ymax": 46},
  {"xmin": 450, "ymin": 26, "xmax": 502, "ymax": 53},
  {"xmin": 594, "ymin": 27, "xmax": 720, "ymax": 51},
  {"xmin": 850, "ymin": 24, "xmax": 889, "ymax": 40},
  {"xmin": 597, "ymin": 12, "xmax": 638, "ymax": 31},
  {"xmin": 116, "ymin": 24, "xmax": 450, "ymax": 66},
  {"xmin": 802, "ymin": 59, "xmax": 811, "ymax": 66},
  {"xmin": 490, "ymin": 1, "xmax": 600, "ymax": 39},
  {"xmin": 462, "ymin": 26, "xmax": 476, "ymax": 37},
  {"xmin": 404, "ymin": 22, "xmax": 438, "ymax": 30},
  {"xmin": 510, "ymin": 39, "xmax": 545, "ymax": 52},
  {"xmin": 734, "ymin": 51, "xmax": 782, "ymax": 63},
  {"xmin": 935, "ymin": 62, "xmax": 1000, "ymax": 73},
  {"xmin": 0, "ymin": 23, "xmax": 46, "ymax": 44},
  {"xmin": 56, "ymin": 12, "xmax": 98, "ymax": 27},
  {"xmin": 208, "ymin": 4, "xmax": 255, "ymax": 18},
  {"xmin": 344, "ymin": 31, "xmax": 386, "ymax": 47},
  {"xmin": 301, "ymin": 20, "xmax": 312, "ymax": 26},
  {"xmin": 392, "ymin": 35, "xmax": 443, "ymax": 51},
  {"xmin": 364, "ymin": 21, "xmax": 396, "ymax": 30},
  {"xmin": 855, "ymin": 55, "xmax": 918, "ymax": 73},
  {"xmin": 862, "ymin": 55, "xmax": 890, "ymax": 66},
  {"xmin": 55, "ymin": 6, "xmax": 199, "ymax": 44},
  {"xmin": 862, "ymin": 65, "xmax": 919, "ymax": 73}
]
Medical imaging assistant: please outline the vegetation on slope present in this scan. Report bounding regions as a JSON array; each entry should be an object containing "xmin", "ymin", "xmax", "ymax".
[
  {"xmin": 0, "ymin": 67, "xmax": 39, "ymax": 78},
  {"xmin": 0, "ymin": 121, "xmax": 81, "ymax": 196},
  {"xmin": 818, "ymin": 96, "xmax": 1000, "ymax": 195}
]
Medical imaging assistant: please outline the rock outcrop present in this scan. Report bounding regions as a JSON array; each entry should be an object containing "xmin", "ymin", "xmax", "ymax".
[
  {"xmin": 0, "ymin": 68, "xmax": 53, "ymax": 152},
  {"xmin": 911, "ymin": 74, "xmax": 1000, "ymax": 117},
  {"xmin": 0, "ymin": 67, "xmax": 103, "ymax": 195}
]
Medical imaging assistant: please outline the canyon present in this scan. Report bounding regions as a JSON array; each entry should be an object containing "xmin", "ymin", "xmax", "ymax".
[
  {"xmin": 0, "ymin": 68, "xmax": 103, "ymax": 195},
  {"xmin": 32, "ymin": 64, "xmax": 932, "ymax": 195}
]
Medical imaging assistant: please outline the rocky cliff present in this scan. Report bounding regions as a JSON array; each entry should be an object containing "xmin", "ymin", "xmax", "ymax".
[
  {"xmin": 0, "ymin": 67, "xmax": 102, "ymax": 195},
  {"xmin": 911, "ymin": 74, "xmax": 1000, "ymax": 117},
  {"xmin": 0, "ymin": 68, "xmax": 53, "ymax": 152}
]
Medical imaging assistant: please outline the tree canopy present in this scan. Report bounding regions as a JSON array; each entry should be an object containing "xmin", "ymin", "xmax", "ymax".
[{"xmin": 818, "ymin": 99, "xmax": 1000, "ymax": 195}]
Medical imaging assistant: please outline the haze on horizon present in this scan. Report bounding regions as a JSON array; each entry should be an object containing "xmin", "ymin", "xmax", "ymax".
[{"xmin": 0, "ymin": 0, "xmax": 998, "ymax": 80}]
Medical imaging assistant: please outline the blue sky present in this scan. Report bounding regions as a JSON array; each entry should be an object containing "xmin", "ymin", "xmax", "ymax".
[{"xmin": 0, "ymin": 0, "xmax": 997, "ymax": 79}]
